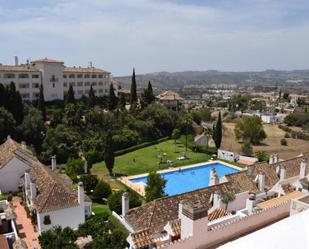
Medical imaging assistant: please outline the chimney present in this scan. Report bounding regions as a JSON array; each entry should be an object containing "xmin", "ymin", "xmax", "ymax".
[
  {"xmin": 246, "ymin": 193, "xmax": 255, "ymax": 215},
  {"xmin": 30, "ymin": 182, "xmax": 37, "ymax": 205},
  {"xmin": 258, "ymin": 172, "xmax": 265, "ymax": 192},
  {"xmin": 269, "ymin": 155, "xmax": 274, "ymax": 164},
  {"xmin": 300, "ymin": 159, "xmax": 307, "ymax": 179},
  {"xmin": 78, "ymin": 182, "xmax": 84, "ymax": 206},
  {"xmin": 180, "ymin": 201, "xmax": 208, "ymax": 239},
  {"xmin": 122, "ymin": 192, "xmax": 129, "ymax": 217},
  {"xmin": 89, "ymin": 61, "xmax": 93, "ymax": 68},
  {"xmin": 25, "ymin": 171, "xmax": 31, "ymax": 189},
  {"xmin": 280, "ymin": 166, "xmax": 286, "ymax": 181},
  {"xmin": 209, "ymin": 168, "xmax": 219, "ymax": 186},
  {"xmin": 51, "ymin": 155, "xmax": 57, "ymax": 171},
  {"xmin": 14, "ymin": 56, "xmax": 19, "ymax": 66},
  {"xmin": 213, "ymin": 191, "xmax": 221, "ymax": 209},
  {"xmin": 274, "ymin": 154, "xmax": 279, "ymax": 164},
  {"xmin": 21, "ymin": 141, "xmax": 27, "ymax": 151}
]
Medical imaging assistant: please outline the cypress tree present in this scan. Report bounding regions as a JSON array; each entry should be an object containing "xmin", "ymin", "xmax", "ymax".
[
  {"xmin": 146, "ymin": 81, "xmax": 155, "ymax": 104},
  {"xmin": 213, "ymin": 111, "xmax": 222, "ymax": 149},
  {"xmin": 108, "ymin": 83, "xmax": 118, "ymax": 111},
  {"xmin": 104, "ymin": 132, "xmax": 115, "ymax": 176},
  {"xmin": 0, "ymin": 84, "xmax": 8, "ymax": 109},
  {"xmin": 88, "ymin": 86, "xmax": 95, "ymax": 108},
  {"xmin": 38, "ymin": 84, "xmax": 46, "ymax": 120},
  {"xmin": 65, "ymin": 85, "xmax": 75, "ymax": 106},
  {"xmin": 119, "ymin": 93, "xmax": 126, "ymax": 109},
  {"xmin": 8, "ymin": 82, "xmax": 23, "ymax": 125},
  {"xmin": 130, "ymin": 68, "xmax": 137, "ymax": 107}
]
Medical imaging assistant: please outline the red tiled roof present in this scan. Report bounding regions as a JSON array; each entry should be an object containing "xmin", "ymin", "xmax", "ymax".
[{"xmin": 208, "ymin": 208, "xmax": 231, "ymax": 221}]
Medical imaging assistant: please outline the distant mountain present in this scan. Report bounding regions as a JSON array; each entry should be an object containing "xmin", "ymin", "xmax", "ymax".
[{"xmin": 115, "ymin": 69, "xmax": 309, "ymax": 90}]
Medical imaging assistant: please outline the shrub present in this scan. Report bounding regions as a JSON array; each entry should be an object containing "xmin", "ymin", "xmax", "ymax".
[
  {"xmin": 7, "ymin": 194, "xmax": 13, "ymax": 202},
  {"xmin": 255, "ymin": 151, "xmax": 269, "ymax": 162},
  {"xmin": 65, "ymin": 158, "xmax": 84, "ymax": 182},
  {"xmin": 79, "ymin": 174, "xmax": 99, "ymax": 194},
  {"xmin": 281, "ymin": 138, "xmax": 288, "ymax": 146},
  {"xmin": 93, "ymin": 181, "xmax": 112, "ymax": 200},
  {"xmin": 284, "ymin": 133, "xmax": 290, "ymax": 138}
]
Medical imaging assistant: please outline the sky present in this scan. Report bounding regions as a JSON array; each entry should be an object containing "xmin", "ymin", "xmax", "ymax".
[{"xmin": 0, "ymin": 0, "xmax": 309, "ymax": 76}]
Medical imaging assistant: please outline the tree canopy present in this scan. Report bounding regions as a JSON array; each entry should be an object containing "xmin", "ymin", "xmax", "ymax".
[
  {"xmin": 145, "ymin": 171, "xmax": 166, "ymax": 202},
  {"xmin": 235, "ymin": 116, "xmax": 267, "ymax": 145}
]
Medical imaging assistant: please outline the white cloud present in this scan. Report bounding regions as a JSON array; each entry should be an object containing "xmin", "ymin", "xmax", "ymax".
[{"xmin": 0, "ymin": 0, "xmax": 309, "ymax": 75}]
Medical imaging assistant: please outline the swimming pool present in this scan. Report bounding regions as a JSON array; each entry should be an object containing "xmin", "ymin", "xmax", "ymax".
[{"xmin": 129, "ymin": 162, "xmax": 239, "ymax": 196}]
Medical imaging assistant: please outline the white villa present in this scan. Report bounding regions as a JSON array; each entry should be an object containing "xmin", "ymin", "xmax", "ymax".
[
  {"xmin": 0, "ymin": 137, "xmax": 92, "ymax": 233},
  {"xmin": 0, "ymin": 56, "xmax": 116, "ymax": 102},
  {"xmin": 116, "ymin": 152, "xmax": 309, "ymax": 249}
]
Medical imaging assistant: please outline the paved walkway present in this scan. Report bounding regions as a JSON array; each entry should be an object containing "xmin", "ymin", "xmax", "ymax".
[{"xmin": 12, "ymin": 197, "xmax": 40, "ymax": 249}]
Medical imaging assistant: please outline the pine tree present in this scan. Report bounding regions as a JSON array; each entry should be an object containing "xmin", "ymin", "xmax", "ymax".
[
  {"xmin": 130, "ymin": 68, "xmax": 137, "ymax": 107},
  {"xmin": 213, "ymin": 111, "xmax": 222, "ymax": 149},
  {"xmin": 65, "ymin": 85, "xmax": 75, "ymax": 106},
  {"xmin": 104, "ymin": 132, "xmax": 115, "ymax": 176},
  {"xmin": 38, "ymin": 84, "xmax": 46, "ymax": 120},
  {"xmin": 88, "ymin": 86, "xmax": 95, "ymax": 108},
  {"xmin": 108, "ymin": 83, "xmax": 118, "ymax": 111}
]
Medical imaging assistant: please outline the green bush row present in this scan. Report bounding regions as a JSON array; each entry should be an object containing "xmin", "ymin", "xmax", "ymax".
[
  {"xmin": 278, "ymin": 125, "xmax": 309, "ymax": 141},
  {"xmin": 114, "ymin": 137, "xmax": 170, "ymax": 156}
]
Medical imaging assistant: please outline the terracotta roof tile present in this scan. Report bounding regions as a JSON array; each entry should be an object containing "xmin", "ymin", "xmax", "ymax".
[
  {"xmin": 31, "ymin": 58, "xmax": 64, "ymax": 64},
  {"xmin": 0, "ymin": 65, "xmax": 39, "ymax": 72},
  {"xmin": 130, "ymin": 229, "xmax": 154, "ymax": 248},
  {"xmin": 0, "ymin": 235, "xmax": 9, "ymax": 249},
  {"xmin": 29, "ymin": 163, "xmax": 80, "ymax": 213},
  {"xmin": 63, "ymin": 67, "xmax": 110, "ymax": 74},
  {"xmin": 208, "ymin": 208, "xmax": 231, "ymax": 221},
  {"xmin": 157, "ymin": 90, "xmax": 184, "ymax": 101}
]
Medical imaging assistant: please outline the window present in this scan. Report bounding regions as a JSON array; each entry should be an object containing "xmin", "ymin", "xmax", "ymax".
[
  {"xmin": 32, "ymin": 74, "xmax": 39, "ymax": 78},
  {"xmin": 85, "ymin": 82, "xmax": 90, "ymax": 86},
  {"xmin": 19, "ymin": 83, "xmax": 30, "ymax": 89},
  {"xmin": 21, "ymin": 93, "xmax": 30, "ymax": 99},
  {"xmin": 32, "ymin": 83, "xmax": 39, "ymax": 88},
  {"xmin": 98, "ymin": 74, "xmax": 103, "ymax": 78},
  {"xmin": 91, "ymin": 74, "xmax": 97, "ymax": 78},
  {"xmin": 33, "ymin": 93, "xmax": 40, "ymax": 98},
  {"xmin": 98, "ymin": 82, "xmax": 103, "ymax": 86},
  {"xmin": 18, "ymin": 73, "xmax": 29, "ymax": 79},
  {"xmin": 78, "ymin": 90, "xmax": 83, "ymax": 95},
  {"xmin": 43, "ymin": 215, "xmax": 51, "ymax": 225},
  {"xmin": 69, "ymin": 82, "xmax": 75, "ymax": 87},
  {"xmin": 92, "ymin": 82, "xmax": 97, "ymax": 86},
  {"xmin": 77, "ymin": 82, "xmax": 83, "ymax": 87},
  {"xmin": 63, "ymin": 82, "xmax": 67, "ymax": 87},
  {"xmin": 69, "ymin": 74, "xmax": 75, "ymax": 78},
  {"xmin": 63, "ymin": 74, "xmax": 67, "ymax": 78},
  {"xmin": 77, "ymin": 74, "xmax": 83, "ymax": 78},
  {"xmin": 84, "ymin": 74, "xmax": 90, "ymax": 78},
  {"xmin": 99, "ymin": 89, "xmax": 103, "ymax": 93},
  {"xmin": 4, "ymin": 73, "xmax": 15, "ymax": 78}
]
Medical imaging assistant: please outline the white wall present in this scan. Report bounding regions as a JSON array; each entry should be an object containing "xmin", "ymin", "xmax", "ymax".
[
  {"xmin": 0, "ymin": 157, "xmax": 29, "ymax": 193},
  {"xmin": 37, "ymin": 205, "xmax": 85, "ymax": 233}
]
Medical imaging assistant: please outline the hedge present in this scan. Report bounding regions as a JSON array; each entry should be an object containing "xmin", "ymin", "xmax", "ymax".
[
  {"xmin": 278, "ymin": 125, "xmax": 309, "ymax": 141},
  {"xmin": 114, "ymin": 137, "xmax": 170, "ymax": 156}
]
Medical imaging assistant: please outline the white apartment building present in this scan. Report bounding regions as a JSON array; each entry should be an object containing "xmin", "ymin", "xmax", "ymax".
[{"xmin": 0, "ymin": 56, "xmax": 115, "ymax": 101}]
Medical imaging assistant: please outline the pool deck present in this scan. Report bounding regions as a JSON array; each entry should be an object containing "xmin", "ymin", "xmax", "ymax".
[{"xmin": 118, "ymin": 160, "xmax": 245, "ymax": 196}]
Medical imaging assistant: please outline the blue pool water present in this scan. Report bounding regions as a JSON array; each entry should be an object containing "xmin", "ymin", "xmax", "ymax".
[{"xmin": 130, "ymin": 163, "xmax": 239, "ymax": 196}]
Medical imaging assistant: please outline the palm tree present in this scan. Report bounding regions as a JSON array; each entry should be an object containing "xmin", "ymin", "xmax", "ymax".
[{"xmin": 222, "ymin": 191, "xmax": 235, "ymax": 210}]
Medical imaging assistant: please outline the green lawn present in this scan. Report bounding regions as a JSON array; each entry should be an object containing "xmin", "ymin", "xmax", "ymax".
[
  {"xmin": 92, "ymin": 203, "xmax": 111, "ymax": 218},
  {"xmin": 92, "ymin": 139, "xmax": 210, "ymax": 177}
]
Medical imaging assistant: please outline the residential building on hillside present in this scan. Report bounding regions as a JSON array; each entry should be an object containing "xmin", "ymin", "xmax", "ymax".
[
  {"xmin": 0, "ymin": 137, "xmax": 92, "ymax": 233},
  {"xmin": 0, "ymin": 56, "xmax": 116, "ymax": 102},
  {"xmin": 116, "ymin": 152, "xmax": 309, "ymax": 249},
  {"xmin": 156, "ymin": 90, "xmax": 184, "ymax": 111}
]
